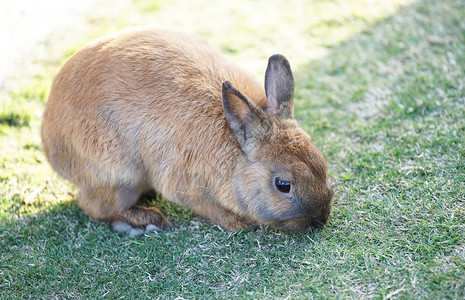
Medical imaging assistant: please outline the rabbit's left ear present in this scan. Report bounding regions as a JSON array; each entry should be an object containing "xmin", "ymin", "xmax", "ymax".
[
  {"xmin": 264, "ymin": 54, "xmax": 295, "ymax": 119},
  {"xmin": 222, "ymin": 81, "xmax": 271, "ymax": 154}
]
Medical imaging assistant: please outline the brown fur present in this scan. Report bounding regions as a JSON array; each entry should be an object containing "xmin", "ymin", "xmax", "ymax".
[{"xmin": 41, "ymin": 28, "xmax": 333, "ymax": 233}]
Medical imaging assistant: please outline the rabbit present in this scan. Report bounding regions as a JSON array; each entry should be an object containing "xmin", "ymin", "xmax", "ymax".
[{"xmin": 41, "ymin": 28, "xmax": 333, "ymax": 235}]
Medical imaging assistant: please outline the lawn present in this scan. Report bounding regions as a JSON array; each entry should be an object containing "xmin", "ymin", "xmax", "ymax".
[{"xmin": 1, "ymin": 0, "xmax": 464, "ymax": 298}]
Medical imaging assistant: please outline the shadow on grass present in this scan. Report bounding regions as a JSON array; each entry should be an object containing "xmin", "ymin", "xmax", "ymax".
[
  {"xmin": 0, "ymin": 194, "xmax": 329, "ymax": 298},
  {"xmin": 2, "ymin": 0, "xmax": 463, "ymax": 297}
]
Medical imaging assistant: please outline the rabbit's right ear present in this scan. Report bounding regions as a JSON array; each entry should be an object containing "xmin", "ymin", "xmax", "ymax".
[
  {"xmin": 264, "ymin": 54, "xmax": 295, "ymax": 119},
  {"xmin": 222, "ymin": 81, "xmax": 271, "ymax": 154}
]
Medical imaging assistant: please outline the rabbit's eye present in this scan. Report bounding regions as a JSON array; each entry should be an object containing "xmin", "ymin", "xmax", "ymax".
[{"xmin": 275, "ymin": 177, "xmax": 291, "ymax": 193}]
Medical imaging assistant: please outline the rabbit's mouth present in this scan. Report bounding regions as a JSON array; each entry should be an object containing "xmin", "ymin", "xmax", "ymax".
[
  {"xmin": 273, "ymin": 197, "xmax": 332, "ymax": 231},
  {"xmin": 275, "ymin": 187, "xmax": 334, "ymax": 231},
  {"xmin": 252, "ymin": 196, "xmax": 331, "ymax": 231},
  {"xmin": 271, "ymin": 213, "xmax": 329, "ymax": 232}
]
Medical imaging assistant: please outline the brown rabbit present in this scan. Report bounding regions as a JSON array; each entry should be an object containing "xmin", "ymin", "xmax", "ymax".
[{"xmin": 41, "ymin": 28, "xmax": 333, "ymax": 236}]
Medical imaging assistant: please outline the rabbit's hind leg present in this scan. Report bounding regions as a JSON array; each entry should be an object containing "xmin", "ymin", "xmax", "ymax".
[
  {"xmin": 112, "ymin": 206, "xmax": 172, "ymax": 236},
  {"xmin": 77, "ymin": 184, "xmax": 171, "ymax": 236}
]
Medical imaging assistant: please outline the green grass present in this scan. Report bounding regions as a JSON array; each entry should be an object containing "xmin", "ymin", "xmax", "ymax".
[{"xmin": 1, "ymin": 0, "xmax": 464, "ymax": 298}]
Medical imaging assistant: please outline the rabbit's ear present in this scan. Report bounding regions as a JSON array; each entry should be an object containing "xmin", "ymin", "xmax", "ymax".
[
  {"xmin": 264, "ymin": 54, "xmax": 295, "ymax": 119},
  {"xmin": 222, "ymin": 81, "xmax": 271, "ymax": 153}
]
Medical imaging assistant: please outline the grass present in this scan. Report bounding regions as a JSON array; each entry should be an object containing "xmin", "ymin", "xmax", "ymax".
[{"xmin": 1, "ymin": 0, "xmax": 464, "ymax": 298}]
